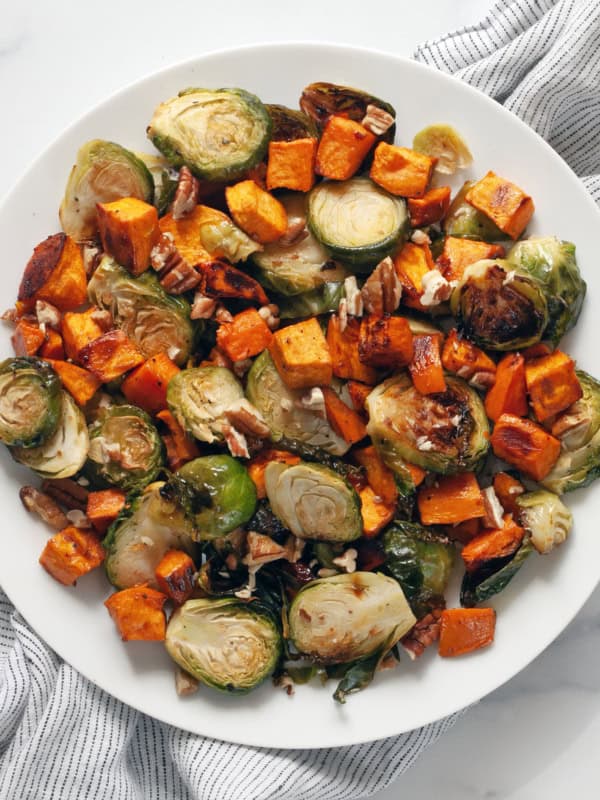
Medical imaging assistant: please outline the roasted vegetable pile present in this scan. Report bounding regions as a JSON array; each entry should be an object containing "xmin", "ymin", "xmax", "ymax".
[{"xmin": 3, "ymin": 80, "xmax": 594, "ymax": 702}]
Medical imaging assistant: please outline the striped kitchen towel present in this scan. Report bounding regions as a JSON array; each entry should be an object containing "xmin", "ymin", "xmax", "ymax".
[{"xmin": 1, "ymin": 1, "xmax": 599, "ymax": 798}]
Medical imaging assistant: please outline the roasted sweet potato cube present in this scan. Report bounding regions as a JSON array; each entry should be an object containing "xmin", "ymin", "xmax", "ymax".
[
  {"xmin": 155, "ymin": 549, "xmax": 196, "ymax": 605},
  {"xmin": 358, "ymin": 315, "xmax": 414, "ymax": 369},
  {"xmin": 322, "ymin": 387, "xmax": 367, "ymax": 445},
  {"xmin": 490, "ymin": 413, "xmax": 561, "ymax": 481},
  {"xmin": 347, "ymin": 380, "xmax": 372, "ymax": 415},
  {"xmin": 267, "ymin": 138, "xmax": 317, "ymax": 192},
  {"xmin": 418, "ymin": 473, "xmax": 485, "ymax": 526},
  {"xmin": 492, "ymin": 472, "xmax": 525, "ymax": 518},
  {"xmin": 441, "ymin": 329, "xmax": 496, "ymax": 384},
  {"xmin": 158, "ymin": 206, "xmax": 213, "ymax": 266},
  {"xmin": 216, "ymin": 308, "xmax": 273, "ymax": 362},
  {"xmin": 39, "ymin": 526, "xmax": 105, "ymax": 586},
  {"xmin": 465, "ymin": 172, "xmax": 534, "ymax": 240},
  {"xmin": 226, "ymin": 180, "xmax": 288, "ymax": 244},
  {"xmin": 104, "ymin": 585, "xmax": 167, "ymax": 641},
  {"xmin": 484, "ymin": 353, "xmax": 528, "ymax": 421},
  {"xmin": 86, "ymin": 489, "xmax": 126, "ymax": 535},
  {"xmin": 407, "ymin": 186, "xmax": 451, "ymax": 227},
  {"xmin": 199, "ymin": 260, "xmax": 269, "ymax": 306},
  {"xmin": 18, "ymin": 233, "xmax": 87, "ymax": 312},
  {"xmin": 156, "ymin": 409, "xmax": 200, "ymax": 470},
  {"xmin": 61, "ymin": 308, "xmax": 104, "ymax": 362},
  {"xmin": 97, "ymin": 197, "xmax": 160, "ymax": 276},
  {"xmin": 326, "ymin": 315, "xmax": 377, "ymax": 384},
  {"xmin": 270, "ymin": 317, "xmax": 332, "ymax": 389},
  {"xmin": 121, "ymin": 353, "xmax": 180, "ymax": 415},
  {"xmin": 316, "ymin": 116, "xmax": 376, "ymax": 180},
  {"xmin": 39, "ymin": 328, "xmax": 65, "ymax": 360},
  {"xmin": 79, "ymin": 329, "xmax": 144, "ymax": 383},
  {"xmin": 461, "ymin": 515, "xmax": 525, "ymax": 572},
  {"xmin": 353, "ymin": 444, "xmax": 398, "ymax": 505},
  {"xmin": 11, "ymin": 319, "xmax": 45, "ymax": 356},
  {"xmin": 370, "ymin": 143, "xmax": 436, "ymax": 197},
  {"xmin": 44, "ymin": 358, "xmax": 102, "ymax": 406},
  {"xmin": 409, "ymin": 334, "xmax": 446, "ymax": 395},
  {"xmin": 359, "ymin": 486, "xmax": 395, "ymax": 538},
  {"xmin": 393, "ymin": 242, "xmax": 436, "ymax": 310},
  {"xmin": 437, "ymin": 237, "xmax": 506, "ymax": 282},
  {"xmin": 438, "ymin": 607, "xmax": 496, "ymax": 657},
  {"xmin": 525, "ymin": 350, "xmax": 583, "ymax": 422},
  {"xmin": 247, "ymin": 449, "xmax": 301, "ymax": 499},
  {"xmin": 446, "ymin": 517, "xmax": 482, "ymax": 545}
]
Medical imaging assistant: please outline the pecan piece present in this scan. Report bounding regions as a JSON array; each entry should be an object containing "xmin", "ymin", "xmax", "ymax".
[
  {"xmin": 175, "ymin": 666, "xmax": 200, "ymax": 697},
  {"xmin": 420, "ymin": 269, "xmax": 452, "ymax": 307},
  {"xmin": 41, "ymin": 478, "xmax": 89, "ymax": 511},
  {"xmin": 401, "ymin": 608, "xmax": 444, "ymax": 660},
  {"xmin": 279, "ymin": 217, "xmax": 309, "ymax": 246},
  {"xmin": 159, "ymin": 255, "xmax": 202, "ymax": 295},
  {"xmin": 190, "ymin": 292, "xmax": 217, "ymax": 320},
  {"xmin": 223, "ymin": 399, "xmax": 270, "ymax": 438},
  {"xmin": 361, "ymin": 104, "xmax": 395, "ymax": 136},
  {"xmin": 221, "ymin": 422, "xmax": 250, "ymax": 459},
  {"xmin": 257, "ymin": 304, "xmax": 280, "ymax": 331},
  {"xmin": 35, "ymin": 300, "xmax": 61, "ymax": 330},
  {"xmin": 20, "ymin": 486, "xmax": 69, "ymax": 530},
  {"xmin": 360, "ymin": 256, "xmax": 402, "ymax": 315},
  {"xmin": 171, "ymin": 166, "xmax": 200, "ymax": 220}
]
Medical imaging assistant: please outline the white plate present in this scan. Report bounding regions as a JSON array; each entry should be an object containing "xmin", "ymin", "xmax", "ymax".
[{"xmin": 1, "ymin": 43, "xmax": 599, "ymax": 749}]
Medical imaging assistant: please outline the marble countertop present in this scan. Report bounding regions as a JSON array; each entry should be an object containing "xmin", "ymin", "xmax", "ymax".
[{"xmin": 2, "ymin": 1, "xmax": 599, "ymax": 797}]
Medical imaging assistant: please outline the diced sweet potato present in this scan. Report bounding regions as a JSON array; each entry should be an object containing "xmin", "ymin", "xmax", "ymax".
[
  {"xmin": 315, "ymin": 116, "xmax": 376, "ymax": 180},
  {"xmin": 358, "ymin": 315, "xmax": 414, "ymax": 369},
  {"xmin": 461, "ymin": 515, "xmax": 525, "ymax": 572},
  {"xmin": 18, "ymin": 233, "xmax": 87, "ymax": 311},
  {"xmin": 370, "ymin": 143, "xmax": 436, "ymax": 197},
  {"xmin": 155, "ymin": 549, "xmax": 196, "ymax": 605},
  {"xmin": 39, "ymin": 328, "xmax": 65, "ymax": 360},
  {"xmin": 438, "ymin": 607, "xmax": 496, "ymax": 657},
  {"xmin": 347, "ymin": 380, "xmax": 372, "ymax": 415},
  {"xmin": 86, "ymin": 489, "xmax": 126, "ymax": 535},
  {"xmin": 121, "ymin": 353, "xmax": 180, "ymax": 415},
  {"xmin": 79, "ymin": 329, "xmax": 144, "ymax": 383},
  {"xmin": 158, "ymin": 206, "xmax": 214, "ymax": 266},
  {"xmin": 484, "ymin": 353, "xmax": 528, "ymax": 421},
  {"xmin": 409, "ymin": 334, "xmax": 446, "ymax": 395},
  {"xmin": 326, "ymin": 315, "xmax": 377, "ymax": 384},
  {"xmin": 359, "ymin": 486, "xmax": 395, "ymax": 538},
  {"xmin": 61, "ymin": 308, "xmax": 104, "ymax": 362},
  {"xmin": 39, "ymin": 526, "xmax": 105, "ymax": 586},
  {"xmin": 446, "ymin": 517, "xmax": 482, "ymax": 545},
  {"xmin": 353, "ymin": 444, "xmax": 398, "ymax": 505},
  {"xmin": 199, "ymin": 260, "xmax": 269, "ymax": 306},
  {"xmin": 322, "ymin": 387, "xmax": 367, "ymax": 445},
  {"xmin": 465, "ymin": 171, "xmax": 534, "ymax": 239},
  {"xmin": 490, "ymin": 413, "xmax": 561, "ymax": 481},
  {"xmin": 216, "ymin": 308, "xmax": 273, "ymax": 362},
  {"xmin": 11, "ymin": 319, "xmax": 45, "ymax": 356},
  {"xmin": 226, "ymin": 180, "xmax": 288, "ymax": 244},
  {"xmin": 493, "ymin": 472, "xmax": 525, "ymax": 518},
  {"xmin": 418, "ymin": 472, "xmax": 485, "ymax": 525},
  {"xmin": 393, "ymin": 242, "xmax": 436, "ymax": 310},
  {"xmin": 247, "ymin": 449, "xmax": 301, "ymax": 499},
  {"xmin": 44, "ymin": 358, "xmax": 102, "ymax": 406},
  {"xmin": 156, "ymin": 409, "xmax": 200, "ymax": 470},
  {"xmin": 97, "ymin": 197, "xmax": 160, "ymax": 276},
  {"xmin": 104, "ymin": 585, "xmax": 167, "ymax": 641},
  {"xmin": 407, "ymin": 186, "xmax": 451, "ymax": 227},
  {"xmin": 441, "ymin": 329, "xmax": 496, "ymax": 384},
  {"xmin": 437, "ymin": 237, "xmax": 506, "ymax": 283},
  {"xmin": 525, "ymin": 350, "xmax": 583, "ymax": 422},
  {"xmin": 269, "ymin": 317, "xmax": 332, "ymax": 389},
  {"xmin": 267, "ymin": 138, "xmax": 317, "ymax": 192}
]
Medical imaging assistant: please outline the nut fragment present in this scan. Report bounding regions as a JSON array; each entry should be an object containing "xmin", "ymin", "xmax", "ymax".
[
  {"xmin": 410, "ymin": 229, "xmax": 432, "ymax": 245},
  {"xmin": 401, "ymin": 608, "xmax": 444, "ymax": 660},
  {"xmin": 279, "ymin": 217, "xmax": 308, "ymax": 247},
  {"xmin": 361, "ymin": 104, "xmax": 395, "ymax": 136},
  {"xmin": 41, "ymin": 478, "xmax": 89, "ymax": 511},
  {"xmin": 223, "ymin": 399, "xmax": 270, "ymax": 438},
  {"xmin": 175, "ymin": 666, "xmax": 200, "ymax": 697},
  {"xmin": 244, "ymin": 531, "xmax": 286, "ymax": 566},
  {"xmin": 159, "ymin": 256, "xmax": 202, "ymax": 295},
  {"xmin": 171, "ymin": 166, "xmax": 200, "ymax": 220},
  {"xmin": 360, "ymin": 257, "xmax": 402, "ymax": 315},
  {"xmin": 221, "ymin": 421, "xmax": 250, "ymax": 459},
  {"xmin": 296, "ymin": 387, "xmax": 326, "ymax": 418},
  {"xmin": 257, "ymin": 304, "xmax": 280, "ymax": 331},
  {"xmin": 482, "ymin": 486, "xmax": 505, "ymax": 530},
  {"xmin": 65, "ymin": 509, "xmax": 93, "ymax": 529},
  {"xmin": 150, "ymin": 232, "xmax": 176, "ymax": 272},
  {"xmin": 81, "ymin": 243, "xmax": 103, "ymax": 277},
  {"xmin": 19, "ymin": 486, "xmax": 69, "ymax": 530},
  {"xmin": 343, "ymin": 276, "xmax": 363, "ymax": 317},
  {"xmin": 190, "ymin": 292, "xmax": 217, "ymax": 320},
  {"xmin": 35, "ymin": 300, "xmax": 61, "ymax": 330},
  {"xmin": 332, "ymin": 547, "xmax": 358, "ymax": 573}
]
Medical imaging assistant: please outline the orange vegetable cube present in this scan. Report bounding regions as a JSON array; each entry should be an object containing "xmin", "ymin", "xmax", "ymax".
[
  {"xmin": 407, "ymin": 186, "xmax": 451, "ymax": 227},
  {"xmin": 315, "ymin": 116, "xmax": 376, "ymax": 180},
  {"xmin": 370, "ymin": 143, "xmax": 436, "ymax": 197},
  {"xmin": 39, "ymin": 526, "xmax": 105, "ymax": 586},
  {"xmin": 97, "ymin": 197, "xmax": 160, "ymax": 276},
  {"xmin": 484, "ymin": 353, "xmax": 528, "ymax": 421},
  {"xmin": 347, "ymin": 380, "xmax": 372, "ymax": 415},
  {"xmin": 247, "ymin": 449, "xmax": 301, "ymax": 499},
  {"xmin": 18, "ymin": 233, "xmax": 87, "ymax": 312},
  {"xmin": 44, "ymin": 358, "xmax": 102, "ymax": 406},
  {"xmin": 461, "ymin": 515, "xmax": 525, "ymax": 572},
  {"xmin": 438, "ymin": 607, "xmax": 496, "ymax": 657},
  {"xmin": 39, "ymin": 328, "xmax": 65, "ymax": 360},
  {"xmin": 393, "ymin": 242, "xmax": 436, "ymax": 310},
  {"xmin": 156, "ymin": 409, "xmax": 200, "ymax": 470},
  {"xmin": 321, "ymin": 387, "xmax": 367, "ymax": 445},
  {"xmin": 326, "ymin": 315, "xmax": 377, "ymax": 384},
  {"xmin": 155, "ymin": 550, "xmax": 196, "ymax": 605},
  {"xmin": 353, "ymin": 444, "xmax": 398, "ymax": 506},
  {"xmin": 525, "ymin": 350, "xmax": 583, "ymax": 422},
  {"xmin": 216, "ymin": 308, "xmax": 273, "ymax": 362},
  {"xmin": 490, "ymin": 413, "xmax": 561, "ymax": 481},
  {"xmin": 418, "ymin": 472, "xmax": 485, "ymax": 526},
  {"xmin": 441, "ymin": 329, "xmax": 496, "ymax": 384},
  {"xmin": 267, "ymin": 138, "xmax": 317, "ymax": 192},
  {"xmin": 359, "ymin": 486, "xmax": 395, "ymax": 538},
  {"xmin": 226, "ymin": 180, "xmax": 288, "ymax": 244},
  {"xmin": 446, "ymin": 518, "xmax": 482, "ymax": 544},
  {"xmin": 121, "ymin": 353, "xmax": 180, "ymax": 415},
  {"xmin": 404, "ymin": 462, "xmax": 428, "ymax": 489},
  {"xmin": 269, "ymin": 317, "xmax": 332, "ymax": 389},
  {"xmin": 437, "ymin": 237, "xmax": 506, "ymax": 282},
  {"xmin": 409, "ymin": 334, "xmax": 446, "ymax": 395},
  {"xmin": 493, "ymin": 472, "xmax": 525, "ymax": 518},
  {"xmin": 104, "ymin": 586, "xmax": 167, "ymax": 641},
  {"xmin": 199, "ymin": 260, "xmax": 269, "ymax": 306},
  {"xmin": 11, "ymin": 319, "xmax": 45, "ymax": 356},
  {"xmin": 158, "ymin": 206, "xmax": 214, "ymax": 266},
  {"xmin": 86, "ymin": 489, "xmax": 127, "ymax": 535},
  {"xmin": 358, "ymin": 315, "xmax": 414, "ymax": 369},
  {"xmin": 61, "ymin": 308, "xmax": 104, "ymax": 362},
  {"xmin": 465, "ymin": 171, "xmax": 534, "ymax": 239},
  {"xmin": 79, "ymin": 329, "xmax": 144, "ymax": 383}
]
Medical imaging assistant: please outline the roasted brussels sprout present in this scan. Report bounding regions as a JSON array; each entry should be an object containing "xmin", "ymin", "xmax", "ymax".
[
  {"xmin": 443, "ymin": 182, "xmax": 509, "ymax": 241},
  {"xmin": 133, "ymin": 152, "xmax": 178, "ymax": 214},
  {"xmin": 461, "ymin": 536, "xmax": 534, "ymax": 607},
  {"xmin": 252, "ymin": 193, "xmax": 346, "ymax": 295},
  {"xmin": 308, "ymin": 178, "xmax": 408, "ymax": 271},
  {"xmin": 103, "ymin": 482, "xmax": 195, "ymax": 589},
  {"xmin": 288, "ymin": 572, "xmax": 415, "ymax": 663},
  {"xmin": 60, "ymin": 140, "xmax": 154, "ymax": 241},
  {"xmin": 246, "ymin": 352, "xmax": 348, "ymax": 455},
  {"xmin": 85, "ymin": 405, "xmax": 164, "ymax": 491},
  {"xmin": 517, "ymin": 490, "xmax": 572, "ymax": 554},
  {"xmin": 366, "ymin": 373, "xmax": 489, "ymax": 474},
  {"xmin": 165, "ymin": 598, "xmax": 281, "ymax": 693},
  {"xmin": 148, "ymin": 88, "xmax": 271, "ymax": 182},
  {"xmin": 276, "ymin": 282, "xmax": 345, "ymax": 319},
  {"xmin": 300, "ymin": 82, "xmax": 396, "ymax": 142},
  {"xmin": 264, "ymin": 460, "xmax": 361, "ymax": 542},
  {"xmin": 450, "ymin": 259, "xmax": 548, "ymax": 351},
  {"xmin": 197, "ymin": 209, "xmax": 262, "ymax": 264},
  {"xmin": 413, "ymin": 124, "xmax": 473, "ymax": 175},
  {"xmin": 0, "ymin": 357, "xmax": 61, "ymax": 448},
  {"xmin": 12, "ymin": 391, "xmax": 89, "ymax": 479},
  {"xmin": 88, "ymin": 257, "xmax": 195, "ymax": 366},
  {"xmin": 167, "ymin": 366, "xmax": 244, "ymax": 444},
  {"xmin": 507, "ymin": 236, "xmax": 586, "ymax": 344},
  {"xmin": 266, "ymin": 104, "xmax": 318, "ymax": 141}
]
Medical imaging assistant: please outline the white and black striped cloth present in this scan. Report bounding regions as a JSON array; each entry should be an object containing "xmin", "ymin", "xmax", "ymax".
[{"xmin": 1, "ymin": 1, "xmax": 599, "ymax": 797}]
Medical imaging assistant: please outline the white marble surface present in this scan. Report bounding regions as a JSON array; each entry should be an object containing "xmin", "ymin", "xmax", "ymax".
[{"xmin": 2, "ymin": 1, "xmax": 600, "ymax": 797}]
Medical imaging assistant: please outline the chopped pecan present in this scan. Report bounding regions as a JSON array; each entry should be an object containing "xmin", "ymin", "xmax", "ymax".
[
  {"xmin": 221, "ymin": 421, "xmax": 250, "ymax": 459},
  {"xmin": 66, "ymin": 509, "xmax": 93, "ymax": 529},
  {"xmin": 361, "ymin": 104, "xmax": 395, "ymax": 136},
  {"xmin": 360, "ymin": 256, "xmax": 402, "ymax": 315},
  {"xmin": 552, "ymin": 400, "xmax": 592, "ymax": 448},
  {"xmin": 19, "ymin": 486, "xmax": 69, "ymax": 530},
  {"xmin": 420, "ymin": 269, "xmax": 452, "ymax": 307},
  {"xmin": 214, "ymin": 305, "xmax": 234, "ymax": 324},
  {"xmin": 332, "ymin": 547, "xmax": 358, "ymax": 574},
  {"xmin": 280, "ymin": 217, "xmax": 308, "ymax": 246},
  {"xmin": 410, "ymin": 229, "xmax": 432, "ymax": 245},
  {"xmin": 175, "ymin": 666, "xmax": 200, "ymax": 697},
  {"xmin": 81, "ymin": 242, "xmax": 103, "ymax": 277},
  {"xmin": 190, "ymin": 292, "xmax": 217, "ymax": 320},
  {"xmin": 150, "ymin": 232, "xmax": 177, "ymax": 272},
  {"xmin": 343, "ymin": 276, "xmax": 363, "ymax": 317},
  {"xmin": 41, "ymin": 478, "xmax": 89, "ymax": 511},
  {"xmin": 35, "ymin": 300, "xmax": 61, "ymax": 330},
  {"xmin": 244, "ymin": 531, "xmax": 287, "ymax": 565},
  {"xmin": 482, "ymin": 486, "xmax": 505, "ymax": 530},
  {"xmin": 171, "ymin": 166, "xmax": 200, "ymax": 220},
  {"xmin": 159, "ymin": 255, "xmax": 202, "ymax": 295},
  {"xmin": 401, "ymin": 608, "xmax": 444, "ymax": 660},
  {"xmin": 1, "ymin": 307, "xmax": 18, "ymax": 324},
  {"xmin": 89, "ymin": 307, "xmax": 113, "ymax": 331},
  {"xmin": 223, "ymin": 399, "xmax": 270, "ymax": 438},
  {"xmin": 296, "ymin": 387, "xmax": 326, "ymax": 418},
  {"xmin": 257, "ymin": 303, "xmax": 280, "ymax": 331}
]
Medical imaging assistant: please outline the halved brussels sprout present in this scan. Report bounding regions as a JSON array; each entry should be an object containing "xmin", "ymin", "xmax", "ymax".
[
  {"xmin": 413, "ymin": 124, "xmax": 473, "ymax": 175},
  {"xmin": 300, "ymin": 82, "xmax": 396, "ymax": 142},
  {"xmin": 517, "ymin": 490, "xmax": 572, "ymax": 554},
  {"xmin": 165, "ymin": 598, "xmax": 281, "ymax": 693},
  {"xmin": 88, "ymin": 257, "xmax": 195, "ymax": 366},
  {"xmin": 264, "ymin": 460, "xmax": 361, "ymax": 542},
  {"xmin": 366, "ymin": 372, "xmax": 489, "ymax": 474},
  {"xmin": 12, "ymin": 391, "xmax": 89, "ymax": 478},
  {"xmin": 541, "ymin": 370, "xmax": 600, "ymax": 494},
  {"xmin": 134, "ymin": 152, "xmax": 178, "ymax": 214},
  {"xmin": 60, "ymin": 140, "xmax": 154, "ymax": 241},
  {"xmin": 507, "ymin": 236, "xmax": 586, "ymax": 344},
  {"xmin": 266, "ymin": 104, "xmax": 318, "ymax": 141},
  {"xmin": 197, "ymin": 209, "xmax": 262, "ymax": 264},
  {"xmin": 167, "ymin": 366, "xmax": 244, "ymax": 444},
  {"xmin": 276, "ymin": 282, "xmax": 345, "ymax": 319},
  {"xmin": 308, "ymin": 178, "xmax": 408, "ymax": 271},
  {"xmin": 450, "ymin": 259, "xmax": 548, "ymax": 351},
  {"xmin": 288, "ymin": 572, "xmax": 415, "ymax": 664},
  {"xmin": 246, "ymin": 352, "xmax": 348, "ymax": 455},
  {"xmin": 85, "ymin": 405, "xmax": 164, "ymax": 491},
  {"xmin": 252, "ymin": 193, "xmax": 347, "ymax": 295},
  {"xmin": 148, "ymin": 88, "xmax": 271, "ymax": 182},
  {"xmin": 443, "ymin": 182, "xmax": 509, "ymax": 241},
  {"xmin": 103, "ymin": 481, "xmax": 195, "ymax": 589},
  {"xmin": 0, "ymin": 357, "xmax": 61, "ymax": 448}
]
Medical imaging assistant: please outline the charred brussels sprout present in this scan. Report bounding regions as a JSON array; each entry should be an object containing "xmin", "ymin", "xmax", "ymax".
[
  {"xmin": 288, "ymin": 572, "xmax": 415, "ymax": 664},
  {"xmin": 0, "ymin": 357, "xmax": 61, "ymax": 448},
  {"xmin": 148, "ymin": 88, "xmax": 271, "ymax": 182},
  {"xmin": 443, "ymin": 182, "xmax": 509, "ymax": 241},
  {"xmin": 167, "ymin": 366, "xmax": 244, "ymax": 444},
  {"xmin": 366, "ymin": 373, "xmax": 489, "ymax": 474},
  {"xmin": 450, "ymin": 259, "xmax": 548, "ymax": 351},
  {"xmin": 517, "ymin": 490, "xmax": 572, "ymax": 554},
  {"xmin": 308, "ymin": 178, "xmax": 408, "ymax": 271},
  {"xmin": 60, "ymin": 140, "xmax": 154, "ymax": 241},
  {"xmin": 300, "ymin": 82, "xmax": 396, "ymax": 142},
  {"xmin": 266, "ymin": 104, "xmax": 318, "ymax": 141},
  {"xmin": 264, "ymin": 460, "xmax": 362, "ymax": 542},
  {"xmin": 165, "ymin": 598, "xmax": 281, "ymax": 693},
  {"xmin": 276, "ymin": 282, "xmax": 345, "ymax": 319},
  {"xmin": 88, "ymin": 257, "xmax": 195, "ymax": 366},
  {"xmin": 12, "ymin": 391, "xmax": 89, "ymax": 479},
  {"xmin": 246, "ymin": 351, "xmax": 348, "ymax": 455},
  {"xmin": 103, "ymin": 482, "xmax": 195, "ymax": 589},
  {"xmin": 86, "ymin": 405, "xmax": 163, "ymax": 491},
  {"xmin": 252, "ymin": 193, "xmax": 346, "ymax": 294},
  {"xmin": 413, "ymin": 125, "xmax": 473, "ymax": 175},
  {"xmin": 507, "ymin": 236, "xmax": 586, "ymax": 344}
]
